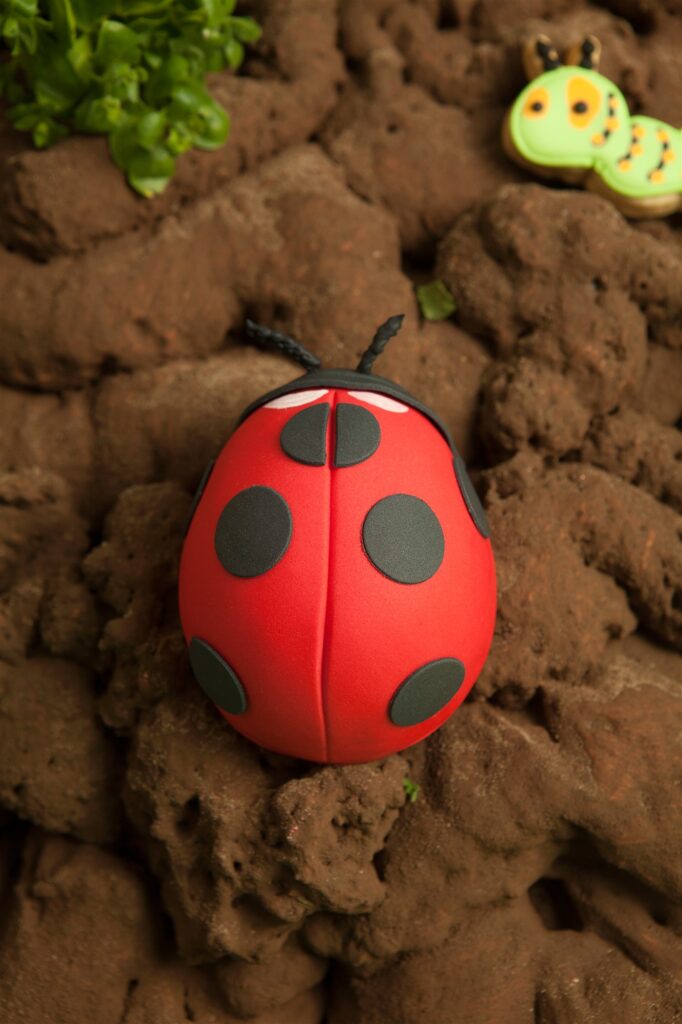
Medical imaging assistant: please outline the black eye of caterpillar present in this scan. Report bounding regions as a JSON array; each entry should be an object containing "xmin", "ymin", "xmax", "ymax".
[
  {"xmin": 572, "ymin": 101, "xmax": 588, "ymax": 113},
  {"xmin": 530, "ymin": 101, "xmax": 544, "ymax": 112}
]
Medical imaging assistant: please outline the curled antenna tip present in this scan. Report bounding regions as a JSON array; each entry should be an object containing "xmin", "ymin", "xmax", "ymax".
[
  {"xmin": 383, "ymin": 313, "xmax": 405, "ymax": 333},
  {"xmin": 356, "ymin": 313, "xmax": 406, "ymax": 374}
]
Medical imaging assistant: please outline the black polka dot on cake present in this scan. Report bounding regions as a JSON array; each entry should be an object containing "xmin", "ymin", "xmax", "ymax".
[
  {"xmin": 280, "ymin": 403, "xmax": 330, "ymax": 466},
  {"xmin": 215, "ymin": 486, "xmax": 292, "ymax": 577},
  {"xmin": 334, "ymin": 403, "xmax": 381, "ymax": 467},
  {"xmin": 389, "ymin": 657, "xmax": 466, "ymax": 727},
  {"xmin": 454, "ymin": 454, "xmax": 490, "ymax": 539},
  {"xmin": 183, "ymin": 459, "xmax": 215, "ymax": 537},
  {"xmin": 362, "ymin": 493, "xmax": 444, "ymax": 584},
  {"xmin": 189, "ymin": 637, "xmax": 248, "ymax": 715}
]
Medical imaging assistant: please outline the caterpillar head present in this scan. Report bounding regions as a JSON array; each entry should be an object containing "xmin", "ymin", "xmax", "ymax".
[{"xmin": 505, "ymin": 35, "xmax": 630, "ymax": 171}]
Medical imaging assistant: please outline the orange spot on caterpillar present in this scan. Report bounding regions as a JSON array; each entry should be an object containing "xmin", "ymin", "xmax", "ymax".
[
  {"xmin": 632, "ymin": 125, "xmax": 645, "ymax": 139},
  {"xmin": 567, "ymin": 77, "xmax": 601, "ymax": 130},
  {"xmin": 618, "ymin": 159, "xmax": 631, "ymax": 172},
  {"xmin": 523, "ymin": 86, "xmax": 549, "ymax": 120},
  {"xmin": 663, "ymin": 149, "xmax": 675, "ymax": 163},
  {"xmin": 656, "ymin": 129, "xmax": 670, "ymax": 142},
  {"xmin": 649, "ymin": 169, "xmax": 665, "ymax": 183},
  {"xmin": 606, "ymin": 117, "xmax": 619, "ymax": 131},
  {"xmin": 631, "ymin": 143, "xmax": 644, "ymax": 156},
  {"xmin": 591, "ymin": 133, "xmax": 605, "ymax": 146}
]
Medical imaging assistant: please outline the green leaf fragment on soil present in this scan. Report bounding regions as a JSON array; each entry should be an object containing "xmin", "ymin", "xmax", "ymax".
[
  {"xmin": 416, "ymin": 280, "xmax": 457, "ymax": 321},
  {"xmin": 402, "ymin": 777, "xmax": 420, "ymax": 802}
]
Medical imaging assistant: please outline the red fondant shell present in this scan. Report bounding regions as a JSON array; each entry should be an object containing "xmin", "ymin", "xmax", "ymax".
[{"xmin": 179, "ymin": 388, "xmax": 496, "ymax": 764}]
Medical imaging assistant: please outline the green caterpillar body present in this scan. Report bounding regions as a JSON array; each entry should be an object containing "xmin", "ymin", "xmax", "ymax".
[{"xmin": 504, "ymin": 39, "xmax": 682, "ymax": 214}]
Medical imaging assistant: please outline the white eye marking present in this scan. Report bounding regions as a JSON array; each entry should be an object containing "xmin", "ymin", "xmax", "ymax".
[
  {"xmin": 348, "ymin": 390, "xmax": 409, "ymax": 413},
  {"xmin": 264, "ymin": 389, "xmax": 329, "ymax": 409}
]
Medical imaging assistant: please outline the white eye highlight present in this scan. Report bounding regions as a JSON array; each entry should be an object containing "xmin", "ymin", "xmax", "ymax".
[
  {"xmin": 348, "ymin": 390, "xmax": 409, "ymax": 413},
  {"xmin": 264, "ymin": 389, "xmax": 329, "ymax": 409}
]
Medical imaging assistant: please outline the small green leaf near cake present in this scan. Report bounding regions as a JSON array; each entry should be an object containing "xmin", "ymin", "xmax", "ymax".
[
  {"xmin": 416, "ymin": 280, "xmax": 457, "ymax": 321},
  {"xmin": 402, "ymin": 776, "xmax": 421, "ymax": 802}
]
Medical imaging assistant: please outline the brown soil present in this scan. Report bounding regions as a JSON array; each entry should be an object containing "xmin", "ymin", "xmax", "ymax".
[{"xmin": 1, "ymin": 1, "xmax": 681, "ymax": 1021}]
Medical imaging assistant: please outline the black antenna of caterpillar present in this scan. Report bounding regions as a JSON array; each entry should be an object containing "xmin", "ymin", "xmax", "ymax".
[
  {"xmin": 244, "ymin": 319, "xmax": 321, "ymax": 372},
  {"xmin": 356, "ymin": 314, "xmax": 405, "ymax": 374},
  {"xmin": 579, "ymin": 37, "xmax": 596, "ymax": 69},
  {"xmin": 536, "ymin": 39, "xmax": 562, "ymax": 71}
]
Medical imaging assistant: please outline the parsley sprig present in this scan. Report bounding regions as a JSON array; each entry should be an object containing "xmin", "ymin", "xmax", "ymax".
[{"xmin": 0, "ymin": 0, "xmax": 261, "ymax": 195}]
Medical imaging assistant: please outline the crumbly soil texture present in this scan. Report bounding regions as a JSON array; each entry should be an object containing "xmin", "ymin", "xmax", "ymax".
[{"xmin": 1, "ymin": 1, "xmax": 682, "ymax": 1022}]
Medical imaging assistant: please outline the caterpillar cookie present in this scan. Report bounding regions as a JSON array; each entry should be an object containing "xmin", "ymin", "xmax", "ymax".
[{"xmin": 503, "ymin": 34, "xmax": 682, "ymax": 218}]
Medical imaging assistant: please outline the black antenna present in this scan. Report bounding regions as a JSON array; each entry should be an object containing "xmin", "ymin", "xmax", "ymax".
[
  {"xmin": 536, "ymin": 38, "xmax": 562, "ymax": 71},
  {"xmin": 356, "ymin": 314, "xmax": 405, "ymax": 374},
  {"xmin": 245, "ymin": 319, "xmax": 321, "ymax": 372},
  {"xmin": 579, "ymin": 37, "xmax": 595, "ymax": 69}
]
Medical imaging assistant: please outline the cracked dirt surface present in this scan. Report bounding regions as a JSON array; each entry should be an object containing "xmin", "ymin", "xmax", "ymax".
[{"xmin": 0, "ymin": 0, "xmax": 681, "ymax": 1021}]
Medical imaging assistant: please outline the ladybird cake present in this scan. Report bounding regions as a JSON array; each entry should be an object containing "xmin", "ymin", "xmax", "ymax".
[
  {"xmin": 503, "ymin": 34, "xmax": 682, "ymax": 218},
  {"xmin": 179, "ymin": 316, "xmax": 497, "ymax": 764}
]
